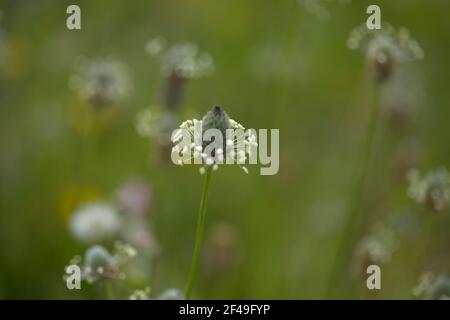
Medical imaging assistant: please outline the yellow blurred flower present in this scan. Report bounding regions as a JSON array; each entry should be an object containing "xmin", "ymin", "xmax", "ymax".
[{"xmin": 58, "ymin": 185, "xmax": 102, "ymax": 222}]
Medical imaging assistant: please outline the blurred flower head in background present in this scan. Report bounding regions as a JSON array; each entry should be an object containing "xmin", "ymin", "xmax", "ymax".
[
  {"xmin": 146, "ymin": 38, "xmax": 214, "ymax": 80},
  {"xmin": 129, "ymin": 287, "xmax": 151, "ymax": 300},
  {"xmin": 123, "ymin": 287, "xmax": 185, "ymax": 301},
  {"xmin": 407, "ymin": 167, "xmax": 450, "ymax": 213},
  {"xmin": 69, "ymin": 58, "xmax": 131, "ymax": 109},
  {"xmin": 135, "ymin": 106, "xmax": 162, "ymax": 139},
  {"xmin": 121, "ymin": 219, "xmax": 159, "ymax": 254},
  {"xmin": 413, "ymin": 272, "xmax": 450, "ymax": 300},
  {"xmin": 145, "ymin": 36, "xmax": 166, "ymax": 56},
  {"xmin": 67, "ymin": 181, "xmax": 158, "ymax": 255},
  {"xmin": 69, "ymin": 202, "xmax": 122, "ymax": 243},
  {"xmin": 65, "ymin": 242, "xmax": 136, "ymax": 284},
  {"xmin": 352, "ymin": 223, "xmax": 399, "ymax": 277},
  {"xmin": 146, "ymin": 37, "xmax": 214, "ymax": 113},
  {"xmin": 83, "ymin": 245, "xmax": 119, "ymax": 282},
  {"xmin": 135, "ymin": 106, "xmax": 179, "ymax": 145},
  {"xmin": 158, "ymin": 288, "xmax": 184, "ymax": 300},
  {"xmin": 116, "ymin": 178, "xmax": 152, "ymax": 217},
  {"xmin": 115, "ymin": 178, "xmax": 159, "ymax": 254},
  {"xmin": 348, "ymin": 23, "xmax": 424, "ymax": 83}
]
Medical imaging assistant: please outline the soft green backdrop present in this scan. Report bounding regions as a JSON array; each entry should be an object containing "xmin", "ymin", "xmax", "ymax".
[{"xmin": 0, "ymin": 0, "xmax": 449, "ymax": 299}]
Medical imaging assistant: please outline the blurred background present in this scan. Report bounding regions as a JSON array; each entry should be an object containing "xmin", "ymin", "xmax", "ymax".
[{"xmin": 1, "ymin": 0, "xmax": 450, "ymax": 299}]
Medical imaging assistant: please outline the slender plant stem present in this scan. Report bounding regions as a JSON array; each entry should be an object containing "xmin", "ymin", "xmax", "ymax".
[
  {"xmin": 184, "ymin": 167, "xmax": 213, "ymax": 299},
  {"xmin": 326, "ymin": 80, "xmax": 381, "ymax": 297}
]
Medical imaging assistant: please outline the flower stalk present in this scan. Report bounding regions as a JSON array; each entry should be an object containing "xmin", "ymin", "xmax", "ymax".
[{"xmin": 184, "ymin": 167, "xmax": 213, "ymax": 299}]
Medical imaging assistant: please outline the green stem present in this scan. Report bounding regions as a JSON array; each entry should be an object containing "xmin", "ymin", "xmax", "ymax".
[
  {"xmin": 184, "ymin": 167, "xmax": 213, "ymax": 299},
  {"xmin": 326, "ymin": 81, "xmax": 380, "ymax": 297}
]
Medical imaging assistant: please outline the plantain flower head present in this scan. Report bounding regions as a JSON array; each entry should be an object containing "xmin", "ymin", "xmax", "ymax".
[{"xmin": 171, "ymin": 105, "xmax": 257, "ymax": 174}]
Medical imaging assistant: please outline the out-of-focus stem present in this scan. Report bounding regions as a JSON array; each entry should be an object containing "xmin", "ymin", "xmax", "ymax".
[
  {"xmin": 326, "ymin": 80, "xmax": 381, "ymax": 297},
  {"xmin": 158, "ymin": 70, "xmax": 186, "ymax": 164},
  {"xmin": 163, "ymin": 71, "xmax": 186, "ymax": 111}
]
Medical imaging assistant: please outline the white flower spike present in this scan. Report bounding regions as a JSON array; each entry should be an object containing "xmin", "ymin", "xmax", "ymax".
[{"xmin": 171, "ymin": 105, "xmax": 257, "ymax": 174}]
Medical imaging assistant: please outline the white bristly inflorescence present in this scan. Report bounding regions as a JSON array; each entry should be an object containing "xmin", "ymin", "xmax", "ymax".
[{"xmin": 171, "ymin": 107, "xmax": 258, "ymax": 175}]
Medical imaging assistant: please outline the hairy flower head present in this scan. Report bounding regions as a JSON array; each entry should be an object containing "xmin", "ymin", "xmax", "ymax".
[{"xmin": 171, "ymin": 105, "xmax": 257, "ymax": 174}]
